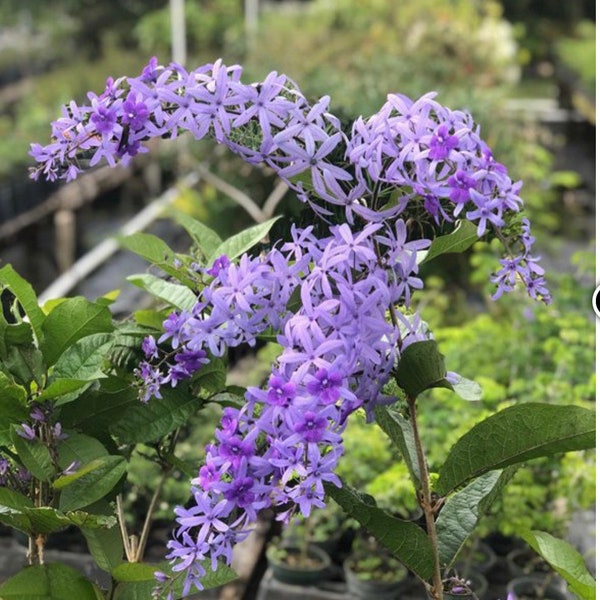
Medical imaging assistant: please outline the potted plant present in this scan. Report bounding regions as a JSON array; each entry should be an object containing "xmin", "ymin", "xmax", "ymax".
[
  {"xmin": 442, "ymin": 573, "xmax": 488, "ymax": 600},
  {"xmin": 343, "ymin": 531, "xmax": 409, "ymax": 600},
  {"xmin": 454, "ymin": 538, "xmax": 497, "ymax": 578},
  {"xmin": 506, "ymin": 575, "xmax": 569, "ymax": 600},
  {"xmin": 280, "ymin": 502, "xmax": 348, "ymax": 559},
  {"xmin": 265, "ymin": 539, "xmax": 332, "ymax": 587}
]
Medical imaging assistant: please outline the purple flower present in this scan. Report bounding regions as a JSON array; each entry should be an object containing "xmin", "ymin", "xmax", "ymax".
[
  {"xmin": 142, "ymin": 335, "xmax": 159, "ymax": 359},
  {"xmin": 291, "ymin": 410, "xmax": 330, "ymax": 444},
  {"xmin": 448, "ymin": 170, "xmax": 477, "ymax": 206},
  {"xmin": 134, "ymin": 362, "xmax": 165, "ymax": 403},
  {"xmin": 175, "ymin": 491, "xmax": 230, "ymax": 542},
  {"xmin": 427, "ymin": 124, "xmax": 459, "ymax": 160},
  {"xmin": 215, "ymin": 432, "xmax": 254, "ymax": 468},
  {"xmin": 121, "ymin": 92, "xmax": 150, "ymax": 130},
  {"xmin": 61, "ymin": 461, "xmax": 80, "ymax": 476},
  {"xmin": 52, "ymin": 422, "xmax": 68, "ymax": 441},
  {"xmin": 266, "ymin": 375, "xmax": 296, "ymax": 406},
  {"xmin": 16, "ymin": 424, "xmax": 36, "ymax": 441},
  {"xmin": 306, "ymin": 368, "xmax": 342, "ymax": 404},
  {"xmin": 90, "ymin": 103, "xmax": 117, "ymax": 135},
  {"xmin": 30, "ymin": 406, "xmax": 46, "ymax": 422},
  {"xmin": 466, "ymin": 189, "xmax": 504, "ymax": 237},
  {"xmin": 207, "ymin": 254, "xmax": 231, "ymax": 277}
]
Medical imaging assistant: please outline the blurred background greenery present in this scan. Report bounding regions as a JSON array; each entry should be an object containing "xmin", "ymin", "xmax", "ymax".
[{"xmin": 0, "ymin": 0, "xmax": 594, "ymax": 550}]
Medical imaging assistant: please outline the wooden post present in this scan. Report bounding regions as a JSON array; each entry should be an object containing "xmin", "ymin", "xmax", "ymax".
[{"xmin": 54, "ymin": 209, "xmax": 76, "ymax": 274}]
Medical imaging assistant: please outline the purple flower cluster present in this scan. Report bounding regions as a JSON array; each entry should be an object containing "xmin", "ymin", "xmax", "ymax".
[
  {"xmin": 345, "ymin": 92, "xmax": 521, "ymax": 230},
  {"xmin": 1, "ymin": 405, "xmax": 78, "ymax": 492},
  {"xmin": 29, "ymin": 57, "xmax": 552, "ymax": 595},
  {"xmin": 491, "ymin": 218, "xmax": 550, "ymax": 303},
  {"xmin": 0, "ymin": 455, "xmax": 31, "ymax": 493},
  {"xmin": 29, "ymin": 57, "xmax": 549, "ymax": 302},
  {"xmin": 153, "ymin": 222, "xmax": 430, "ymax": 596}
]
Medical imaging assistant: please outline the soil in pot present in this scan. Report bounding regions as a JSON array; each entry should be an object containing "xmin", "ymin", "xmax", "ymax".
[
  {"xmin": 344, "ymin": 552, "xmax": 408, "ymax": 600},
  {"xmin": 266, "ymin": 543, "xmax": 331, "ymax": 586}
]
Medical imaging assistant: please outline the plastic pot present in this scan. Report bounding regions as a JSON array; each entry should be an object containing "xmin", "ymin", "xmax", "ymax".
[
  {"xmin": 507, "ymin": 575, "xmax": 568, "ymax": 600},
  {"xmin": 343, "ymin": 556, "xmax": 408, "ymax": 600},
  {"xmin": 266, "ymin": 543, "xmax": 331, "ymax": 586}
]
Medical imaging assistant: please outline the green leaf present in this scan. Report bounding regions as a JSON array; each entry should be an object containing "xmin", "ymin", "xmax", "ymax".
[
  {"xmin": 110, "ymin": 385, "xmax": 202, "ymax": 444},
  {"xmin": 3, "ymin": 321, "xmax": 33, "ymax": 348},
  {"xmin": 0, "ymin": 501, "xmax": 116, "ymax": 537},
  {"xmin": 36, "ymin": 378, "xmax": 91, "ymax": 402},
  {"xmin": 112, "ymin": 562, "xmax": 159, "ymax": 582},
  {"xmin": 54, "ymin": 458, "xmax": 111, "ymax": 489},
  {"xmin": 82, "ymin": 525, "xmax": 124, "ymax": 573},
  {"xmin": 450, "ymin": 375, "xmax": 483, "ymax": 401},
  {"xmin": 58, "ymin": 455, "xmax": 126, "ymax": 512},
  {"xmin": 133, "ymin": 308, "xmax": 169, "ymax": 331},
  {"xmin": 112, "ymin": 560, "xmax": 237, "ymax": 599},
  {"xmin": 324, "ymin": 481, "xmax": 434, "ymax": 580},
  {"xmin": 421, "ymin": 220, "xmax": 479, "ymax": 264},
  {"xmin": 0, "ymin": 265, "xmax": 45, "ymax": 346},
  {"xmin": 436, "ymin": 469, "xmax": 516, "ymax": 567},
  {"xmin": 520, "ymin": 530, "xmax": 596, "ymax": 600},
  {"xmin": 126, "ymin": 273, "xmax": 198, "ymax": 311},
  {"xmin": 19, "ymin": 507, "xmax": 72, "ymax": 535},
  {"xmin": 395, "ymin": 340, "xmax": 452, "ymax": 399},
  {"xmin": 0, "ymin": 373, "xmax": 28, "ymax": 445},
  {"xmin": 0, "ymin": 488, "xmax": 34, "ymax": 533},
  {"xmin": 0, "ymin": 506, "xmax": 30, "ymax": 533},
  {"xmin": 57, "ymin": 433, "xmax": 109, "ymax": 471},
  {"xmin": 118, "ymin": 231, "xmax": 176, "ymax": 267},
  {"xmin": 208, "ymin": 216, "xmax": 281, "ymax": 264},
  {"xmin": 436, "ymin": 403, "xmax": 596, "ymax": 496},
  {"xmin": 52, "ymin": 333, "xmax": 114, "ymax": 381},
  {"xmin": 0, "ymin": 563, "xmax": 104, "ymax": 599},
  {"xmin": 170, "ymin": 208, "xmax": 223, "ymax": 260},
  {"xmin": 208, "ymin": 391, "xmax": 246, "ymax": 410},
  {"xmin": 64, "ymin": 511, "xmax": 116, "ymax": 530},
  {"xmin": 5, "ymin": 344, "xmax": 45, "ymax": 389},
  {"xmin": 59, "ymin": 377, "xmax": 138, "ymax": 438},
  {"xmin": 194, "ymin": 358, "xmax": 227, "ymax": 395},
  {"xmin": 0, "ymin": 488, "xmax": 34, "ymax": 510},
  {"xmin": 10, "ymin": 426, "xmax": 55, "ymax": 482},
  {"xmin": 40, "ymin": 297, "xmax": 114, "ymax": 367},
  {"xmin": 374, "ymin": 406, "xmax": 420, "ymax": 486}
]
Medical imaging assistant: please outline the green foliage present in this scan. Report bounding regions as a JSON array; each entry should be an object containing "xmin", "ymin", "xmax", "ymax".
[
  {"xmin": 133, "ymin": 0, "xmax": 243, "ymax": 63},
  {"xmin": 0, "ymin": 254, "xmax": 239, "ymax": 594},
  {"xmin": 0, "ymin": 563, "xmax": 105, "ymax": 600},
  {"xmin": 247, "ymin": 0, "xmax": 519, "ymax": 118},
  {"xmin": 520, "ymin": 530, "xmax": 596, "ymax": 600},
  {"xmin": 556, "ymin": 21, "xmax": 596, "ymax": 94},
  {"xmin": 325, "ymin": 481, "xmax": 435, "ymax": 580},
  {"xmin": 436, "ymin": 404, "xmax": 595, "ymax": 496},
  {"xmin": 436, "ymin": 469, "xmax": 514, "ymax": 567},
  {"xmin": 345, "ymin": 532, "xmax": 409, "ymax": 583}
]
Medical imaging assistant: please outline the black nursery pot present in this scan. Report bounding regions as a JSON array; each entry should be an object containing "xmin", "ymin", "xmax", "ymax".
[
  {"xmin": 443, "ymin": 571, "xmax": 488, "ymax": 600},
  {"xmin": 266, "ymin": 543, "xmax": 331, "ymax": 586},
  {"xmin": 507, "ymin": 575, "xmax": 568, "ymax": 600},
  {"xmin": 343, "ymin": 557, "xmax": 408, "ymax": 600}
]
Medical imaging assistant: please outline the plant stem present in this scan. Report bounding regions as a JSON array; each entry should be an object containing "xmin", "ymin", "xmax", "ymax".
[
  {"xmin": 407, "ymin": 395, "xmax": 444, "ymax": 600},
  {"xmin": 134, "ymin": 468, "xmax": 169, "ymax": 562},
  {"xmin": 116, "ymin": 494, "xmax": 135, "ymax": 562}
]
